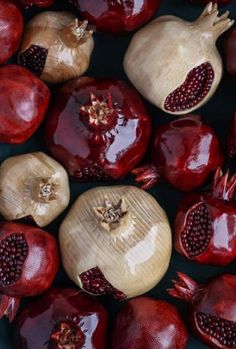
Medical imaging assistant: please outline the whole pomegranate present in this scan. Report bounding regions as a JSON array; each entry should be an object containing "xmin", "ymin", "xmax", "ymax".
[
  {"xmin": 69, "ymin": 0, "xmax": 160, "ymax": 33},
  {"xmin": 0, "ymin": 65, "xmax": 50, "ymax": 144},
  {"xmin": 112, "ymin": 297, "xmax": 188, "ymax": 349},
  {"xmin": 169, "ymin": 272, "xmax": 236, "ymax": 349},
  {"xmin": 14, "ymin": 288, "xmax": 108, "ymax": 349},
  {"xmin": 0, "ymin": 222, "xmax": 59, "ymax": 322},
  {"xmin": 189, "ymin": 0, "xmax": 232, "ymax": 5},
  {"xmin": 225, "ymin": 27, "xmax": 236, "ymax": 77},
  {"xmin": 20, "ymin": 0, "xmax": 54, "ymax": 8},
  {"xmin": 45, "ymin": 77, "xmax": 151, "ymax": 181},
  {"xmin": 133, "ymin": 115, "xmax": 223, "ymax": 192},
  {"xmin": 0, "ymin": 0, "xmax": 23, "ymax": 65},
  {"xmin": 174, "ymin": 168, "xmax": 236, "ymax": 265},
  {"xmin": 228, "ymin": 112, "xmax": 236, "ymax": 158}
]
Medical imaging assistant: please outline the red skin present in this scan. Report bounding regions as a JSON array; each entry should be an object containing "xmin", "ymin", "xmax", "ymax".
[
  {"xmin": 112, "ymin": 297, "xmax": 188, "ymax": 349},
  {"xmin": 0, "ymin": 65, "xmax": 50, "ymax": 144},
  {"xmin": 45, "ymin": 77, "xmax": 151, "ymax": 181},
  {"xmin": 225, "ymin": 28, "xmax": 236, "ymax": 77},
  {"xmin": 228, "ymin": 112, "xmax": 236, "ymax": 157},
  {"xmin": 73, "ymin": 0, "xmax": 160, "ymax": 33},
  {"xmin": 0, "ymin": 0, "xmax": 23, "ymax": 65},
  {"xmin": 189, "ymin": 0, "xmax": 232, "ymax": 5},
  {"xmin": 20, "ymin": 0, "xmax": 54, "ymax": 8},
  {"xmin": 15, "ymin": 288, "xmax": 108, "ymax": 349}
]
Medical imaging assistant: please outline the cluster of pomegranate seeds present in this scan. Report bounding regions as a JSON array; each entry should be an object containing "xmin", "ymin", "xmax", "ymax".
[
  {"xmin": 0, "ymin": 234, "xmax": 28, "ymax": 287},
  {"xmin": 18, "ymin": 45, "xmax": 48, "ymax": 77},
  {"xmin": 79, "ymin": 267, "xmax": 127, "ymax": 300},
  {"xmin": 74, "ymin": 165, "xmax": 111, "ymax": 181},
  {"xmin": 196, "ymin": 312, "xmax": 236, "ymax": 347},
  {"xmin": 50, "ymin": 321, "xmax": 85, "ymax": 349},
  {"xmin": 164, "ymin": 62, "xmax": 214, "ymax": 112},
  {"xmin": 181, "ymin": 203, "xmax": 212, "ymax": 258}
]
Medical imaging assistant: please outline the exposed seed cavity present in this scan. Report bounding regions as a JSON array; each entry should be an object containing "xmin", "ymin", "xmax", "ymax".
[
  {"xmin": 196, "ymin": 312, "xmax": 236, "ymax": 347},
  {"xmin": 50, "ymin": 321, "xmax": 85, "ymax": 349},
  {"xmin": 164, "ymin": 62, "xmax": 214, "ymax": 112},
  {"xmin": 18, "ymin": 45, "xmax": 48, "ymax": 77},
  {"xmin": 73, "ymin": 165, "xmax": 111, "ymax": 182}
]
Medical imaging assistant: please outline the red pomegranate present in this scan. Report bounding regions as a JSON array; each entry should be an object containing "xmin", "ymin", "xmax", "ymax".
[
  {"xmin": 0, "ymin": 65, "xmax": 50, "ymax": 144},
  {"xmin": 189, "ymin": 0, "xmax": 232, "ymax": 5},
  {"xmin": 20, "ymin": 0, "xmax": 54, "ymax": 8},
  {"xmin": 133, "ymin": 115, "xmax": 223, "ymax": 192},
  {"xmin": 228, "ymin": 112, "xmax": 236, "ymax": 158},
  {"xmin": 112, "ymin": 297, "xmax": 188, "ymax": 349},
  {"xmin": 0, "ymin": 0, "xmax": 23, "ymax": 65},
  {"xmin": 0, "ymin": 222, "xmax": 59, "ymax": 322},
  {"xmin": 169, "ymin": 272, "xmax": 236, "ymax": 349},
  {"xmin": 45, "ymin": 77, "xmax": 151, "ymax": 181},
  {"xmin": 174, "ymin": 168, "xmax": 236, "ymax": 265},
  {"xmin": 69, "ymin": 0, "xmax": 160, "ymax": 33},
  {"xmin": 15, "ymin": 288, "xmax": 108, "ymax": 349}
]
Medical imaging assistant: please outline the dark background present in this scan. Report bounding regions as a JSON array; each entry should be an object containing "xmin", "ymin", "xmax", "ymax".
[{"xmin": 1, "ymin": 0, "xmax": 236, "ymax": 348}]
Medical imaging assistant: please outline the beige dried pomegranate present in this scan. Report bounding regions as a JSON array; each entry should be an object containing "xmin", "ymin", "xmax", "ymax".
[{"xmin": 124, "ymin": 2, "xmax": 234, "ymax": 116}]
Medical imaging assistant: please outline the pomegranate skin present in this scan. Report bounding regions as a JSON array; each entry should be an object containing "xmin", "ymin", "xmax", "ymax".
[
  {"xmin": 45, "ymin": 77, "xmax": 151, "ymax": 181},
  {"xmin": 133, "ymin": 115, "xmax": 223, "ymax": 192},
  {"xmin": 20, "ymin": 0, "xmax": 54, "ymax": 8},
  {"xmin": 0, "ymin": 65, "xmax": 50, "ymax": 144},
  {"xmin": 228, "ymin": 112, "xmax": 236, "ymax": 158},
  {"xmin": 0, "ymin": 0, "xmax": 23, "ymax": 65},
  {"xmin": 14, "ymin": 288, "xmax": 108, "ymax": 349},
  {"xmin": 225, "ymin": 27, "xmax": 236, "ymax": 77},
  {"xmin": 169, "ymin": 273, "xmax": 236, "ymax": 349},
  {"xmin": 71, "ymin": 0, "xmax": 160, "ymax": 33},
  {"xmin": 189, "ymin": 0, "xmax": 232, "ymax": 5},
  {"xmin": 111, "ymin": 297, "xmax": 188, "ymax": 349}
]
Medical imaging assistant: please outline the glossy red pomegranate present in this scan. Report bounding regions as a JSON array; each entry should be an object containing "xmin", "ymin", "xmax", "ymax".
[
  {"xmin": 174, "ymin": 168, "xmax": 236, "ymax": 265},
  {"xmin": 225, "ymin": 27, "xmax": 236, "ymax": 77},
  {"xmin": 20, "ymin": 0, "xmax": 54, "ymax": 8},
  {"xmin": 133, "ymin": 115, "xmax": 223, "ymax": 192},
  {"xmin": 112, "ymin": 297, "xmax": 188, "ymax": 349},
  {"xmin": 15, "ymin": 287, "xmax": 108, "ymax": 349},
  {"xmin": 228, "ymin": 112, "xmax": 236, "ymax": 158},
  {"xmin": 188, "ymin": 0, "xmax": 232, "ymax": 5},
  {"xmin": 169, "ymin": 272, "xmax": 236, "ymax": 349},
  {"xmin": 69, "ymin": 0, "xmax": 160, "ymax": 33},
  {"xmin": 0, "ymin": 65, "xmax": 50, "ymax": 144},
  {"xmin": 45, "ymin": 77, "xmax": 151, "ymax": 181},
  {"xmin": 0, "ymin": 0, "xmax": 23, "ymax": 65},
  {"xmin": 0, "ymin": 222, "xmax": 59, "ymax": 322}
]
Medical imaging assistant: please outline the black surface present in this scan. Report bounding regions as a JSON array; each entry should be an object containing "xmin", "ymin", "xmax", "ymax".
[{"xmin": 1, "ymin": 1, "xmax": 236, "ymax": 348}]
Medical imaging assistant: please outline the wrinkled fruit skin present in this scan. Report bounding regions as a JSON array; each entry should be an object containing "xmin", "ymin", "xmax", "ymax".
[
  {"xmin": 20, "ymin": 0, "xmax": 54, "ymax": 8},
  {"xmin": 45, "ymin": 77, "xmax": 151, "ymax": 181},
  {"xmin": 112, "ymin": 297, "xmax": 188, "ymax": 349},
  {"xmin": 228, "ymin": 112, "xmax": 236, "ymax": 158},
  {"xmin": 0, "ymin": 0, "xmax": 23, "ymax": 65},
  {"xmin": 0, "ymin": 65, "xmax": 50, "ymax": 144},
  {"xmin": 70, "ymin": 0, "xmax": 160, "ymax": 33},
  {"xmin": 15, "ymin": 288, "xmax": 108, "ymax": 349},
  {"xmin": 225, "ymin": 27, "xmax": 236, "ymax": 77},
  {"xmin": 189, "ymin": 0, "xmax": 232, "ymax": 5}
]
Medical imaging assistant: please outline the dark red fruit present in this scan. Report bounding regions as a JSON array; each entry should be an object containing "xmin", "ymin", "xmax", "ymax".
[
  {"xmin": 174, "ymin": 168, "xmax": 236, "ymax": 265},
  {"xmin": 69, "ymin": 0, "xmax": 160, "ymax": 33},
  {"xmin": 189, "ymin": 0, "xmax": 232, "ymax": 5},
  {"xmin": 228, "ymin": 112, "xmax": 236, "ymax": 158},
  {"xmin": 0, "ymin": 0, "xmax": 23, "ymax": 65},
  {"xmin": 15, "ymin": 287, "xmax": 108, "ymax": 349},
  {"xmin": 0, "ymin": 222, "xmax": 59, "ymax": 321},
  {"xmin": 45, "ymin": 77, "xmax": 151, "ymax": 181},
  {"xmin": 133, "ymin": 115, "xmax": 223, "ymax": 192},
  {"xmin": 169, "ymin": 272, "xmax": 236, "ymax": 349},
  {"xmin": 20, "ymin": 0, "xmax": 54, "ymax": 8},
  {"xmin": 225, "ymin": 27, "xmax": 236, "ymax": 77},
  {"xmin": 0, "ymin": 65, "xmax": 50, "ymax": 144},
  {"xmin": 112, "ymin": 297, "xmax": 188, "ymax": 349}
]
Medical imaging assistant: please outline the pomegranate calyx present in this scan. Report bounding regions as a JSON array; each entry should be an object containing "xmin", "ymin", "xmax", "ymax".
[
  {"xmin": 38, "ymin": 177, "xmax": 57, "ymax": 202},
  {"xmin": 62, "ymin": 19, "xmax": 93, "ymax": 47},
  {"xmin": 132, "ymin": 163, "xmax": 161, "ymax": 190},
  {"xmin": 0, "ymin": 294, "xmax": 20, "ymax": 322},
  {"xmin": 212, "ymin": 168, "xmax": 236, "ymax": 201},
  {"xmin": 168, "ymin": 272, "xmax": 199, "ymax": 303},
  {"xmin": 50, "ymin": 321, "xmax": 85, "ymax": 349}
]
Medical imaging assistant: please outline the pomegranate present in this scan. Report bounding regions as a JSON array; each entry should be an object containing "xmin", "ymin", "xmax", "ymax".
[
  {"xmin": 0, "ymin": 65, "xmax": 50, "ymax": 144},
  {"xmin": 111, "ymin": 297, "xmax": 188, "ymax": 349},
  {"xmin": 69, "ymin": 0, "xmax": 161, "ymax": 33},
  {"xmin": 133, "ymin": 115, "xmax": 223, "ymax": 192},
  {"xmin": 0, "ymin": 0, "xmax": 23, "ymax": 65},
  {"xmin": 20, "ymin": 0, "xmax": 54, "ymax": 8},
  {"xmin": 14, "ymin": 288, "xmax": 108, "ymax": 349},
  {"xmin": 228, "ymin": 112, "xmax": 236, "ymax": 158},
  {"xmin": 124, "ymin": 3, "xmax": 234, "ymax": 115},
  {"xmin": 169, "ymin": 272, "xmax": 236, "ymax": 349},
  {"xmin": 0, "ymin": 222, "xmax": 59, "ymax": 322},
  {"xmin": 225, "ymin": 27, "xmax": 236, "ymax": 77},
  {"xmin": 45, "ymin": 77, "xmax": 151, "ymax": 181},
  {"xmin": 189, "ymin": 0, "xmax": 232, "ymax": 5}
]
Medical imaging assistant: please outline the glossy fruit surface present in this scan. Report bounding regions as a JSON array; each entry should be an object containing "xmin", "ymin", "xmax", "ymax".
[
  {"xmin": 45, "ymin": 77, "xmax": 151, "ymax": 181},
  {"xmin": 112, "ymin": 297, "xmax": 188, "ymax": 349},
  {"xmin": 15, "ymin": 287, "xmax": 108, "ymax": 349},
  {"xmin": 0, "ymin": 65, "xmax": 50, "ymax": 144},
  {"xmin": 225, "ymin": 27, "xmax": 236, "ymax": 77},
  {"xmin": 20, "ymin": 0, "xmax": 54, "ymax": 8}
]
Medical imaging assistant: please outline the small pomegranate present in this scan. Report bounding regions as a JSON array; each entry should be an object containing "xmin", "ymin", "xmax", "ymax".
[
  {"xmin": 14, "ymin": 288, "xmax": 108, "ymax": 349},
  {"xmin": 0, "ymin": 65, "xmax": 50, "ymax": 144},
  {"xmin": 112, "ymin": 297, "xmax": 188, "ymax": 349},
  {"xmin": 0, "ymin": 222, "xmax": 59, "ymax": 322},
  {"xmin": 174, "ymin": 168, "xmax": 236, "ymax": 266},
  {"xmin": 20, "ymin": 0, "xmax": 54, "ymax": 7},
  {"xmin": 124, "ymin": 2, "xmax": 234, "ymax": 115},
  {"xmin": 228, "ymin": 112, "xmax": 236, "ymax": 158},
  {"xmin": 69, "ymin": 0, "xmax": 161, "ymax": 33},
  {"xmin": 188, "ymin": 0, "xmax": 232, "ymax": 5},
  {"xmin": 45, "ymin": 77, "xmax": 151, "ymax": 181},
  {"xmin": 0, "ymin": 0, "xmax": 23, "ymax": 65},
  {"xmin": 225, "ymin": 27, "xmax": 236, "ymax": 77},
  {"xmin": 169, "ymin": 272, "xmax": 236, "ymax": 349},
  {"xmin": 133, "ymin": 115, "xmax": 223, "ymax": 192}
]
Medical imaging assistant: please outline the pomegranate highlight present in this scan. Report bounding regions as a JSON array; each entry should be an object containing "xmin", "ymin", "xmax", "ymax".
[
  {"xmin": 225, "ymin": 27, "xmax": 236, "ymax": 77},
  {"xmin": 124, "ymin": 2, "xmax": 234, "ymax": 115},
  {"xmin": 169, "ymin": 272, "xmax": 236, "ymax": 349}
]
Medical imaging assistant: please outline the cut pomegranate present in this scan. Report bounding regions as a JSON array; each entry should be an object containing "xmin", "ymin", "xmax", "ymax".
[{"xmin": 18, "ymin": 45, "xmax": 48, "ymax": 77}]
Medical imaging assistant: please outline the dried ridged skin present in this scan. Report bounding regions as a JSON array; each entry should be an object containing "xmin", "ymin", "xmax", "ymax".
[
  {"xmin": 0, "ymin": 152, "xmax": 70, "ymax": 227},
  {"xmin": 18, "ymin": 11, "xmax": 94, "ymax": 84},
  {"xmin": 59, "ymin": 186, "xmax": 172, "ymax": 299}
]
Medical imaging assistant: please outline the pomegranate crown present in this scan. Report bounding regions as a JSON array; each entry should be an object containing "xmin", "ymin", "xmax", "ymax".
[
  {"xmin": 211, "ymin": 168, "xmax": 236, "ymax": 201},
  {"xmin": 168, "ymin": 272, "xmax": 199, "ymax": 303}
]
